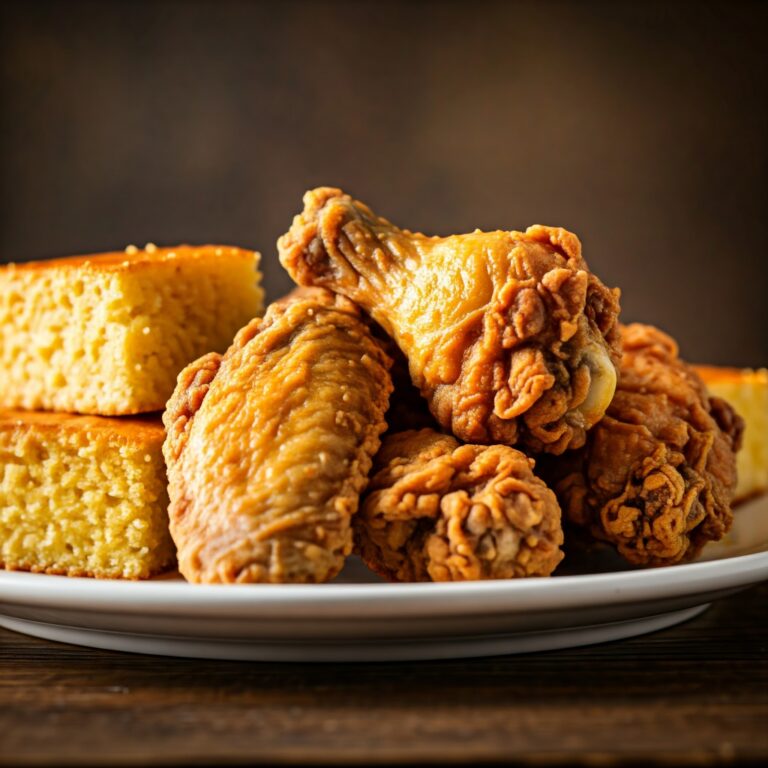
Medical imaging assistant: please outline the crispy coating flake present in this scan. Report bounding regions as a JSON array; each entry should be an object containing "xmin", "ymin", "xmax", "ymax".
[
  {"xmin": 541, "ymin": 324, "xmax": 743, "ymax": 566},
  {"xmin": 278, "ymin": 187, "xmax": 621, "ymax": 454}
]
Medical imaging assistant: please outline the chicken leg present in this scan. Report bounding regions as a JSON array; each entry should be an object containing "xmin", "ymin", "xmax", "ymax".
[{"xmin": 279, "ymin": 187, "xmax": 621, "ymax": 454}]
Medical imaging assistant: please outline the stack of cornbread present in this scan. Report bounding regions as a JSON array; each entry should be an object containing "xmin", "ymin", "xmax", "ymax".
[{"xmin": 0, "ymin": 245, "xmax": 263, "ymax": 578}]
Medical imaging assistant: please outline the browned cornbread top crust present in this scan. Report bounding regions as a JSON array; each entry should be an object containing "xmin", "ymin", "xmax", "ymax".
[
  {"xmin": 0, "ymin": 244, "xmax": 264, "ymax": 416},
  {"xmin": 6, "ymin": 244, "xmax": 245, "ymax": 272},
  {"xmin": 0, "ymin": 409, "xmax": 165, "ymax": 442}
]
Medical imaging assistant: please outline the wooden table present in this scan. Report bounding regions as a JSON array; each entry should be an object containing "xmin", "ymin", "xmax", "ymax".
[{"xmin": 2, "ymin": 582, "xmax": 767, "ymax": 766}]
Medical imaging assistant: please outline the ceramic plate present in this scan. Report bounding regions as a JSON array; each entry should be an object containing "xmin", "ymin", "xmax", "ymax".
[{"xmin": 1, "ymin": 495, "xmax": 766, "ymax": 662}]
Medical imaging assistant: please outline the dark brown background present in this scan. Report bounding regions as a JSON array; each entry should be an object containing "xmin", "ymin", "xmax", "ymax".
[{"xmin": 1, "ymin": 0, "xmax": 766, "ymax": 365}]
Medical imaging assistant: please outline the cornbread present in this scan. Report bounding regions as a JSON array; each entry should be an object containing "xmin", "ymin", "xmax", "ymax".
[
  {"xmin": 0, "ymin": 410, "xmax": 174, "ymax": 579},
  {"xmin": 695, "ymin": 366, "xmax": 768, "ymax": 502},
  {"xmin": 0, "ymin": 244, "xmax": 264, "ymax": 415}
]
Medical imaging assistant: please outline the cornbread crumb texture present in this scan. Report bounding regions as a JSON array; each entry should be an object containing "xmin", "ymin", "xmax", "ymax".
[
  {"xmin": 0, "ymin": 245, "xmax": 264, "ymax": 415},
  {"xmin": 695, "ymin": 366, "xmax": 768, "ymax": 502},
  {"xmin": 0, "ymin": 410, "xmax": 175, "ymax": 579}
]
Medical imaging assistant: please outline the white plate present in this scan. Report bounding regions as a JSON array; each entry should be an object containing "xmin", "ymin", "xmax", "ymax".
[{"xmin": 1, "ymin": 495, "xmax": 766, "ymax": 662}]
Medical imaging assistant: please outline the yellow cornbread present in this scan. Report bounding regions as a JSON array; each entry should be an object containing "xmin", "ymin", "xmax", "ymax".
[
  {"xmin": 0, "ymin": 244, "xmax": 264, "ymax": 415},
  {"xmin": 0, "ymin": 410, "xmax": 174, "ymax": 579},
  {"xmin": 696, "ymin": 366, "xmax": 768, "ymax": 503}
]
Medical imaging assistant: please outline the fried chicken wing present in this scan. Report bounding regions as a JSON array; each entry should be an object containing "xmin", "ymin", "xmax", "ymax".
[
  {"xmin": 278, "ymin": 187, "xmax": 621, "ymax": 454},
  {"xmin": 541, "ymin": 324, "xmax": 743, "ymax": 566},
  {"xmin": 355, "ymin": 428, "xmax": 564, "ymax": 581},
  {"xmin": 163, "ymin": 287, "xmax": 392, "ymax": 583}
]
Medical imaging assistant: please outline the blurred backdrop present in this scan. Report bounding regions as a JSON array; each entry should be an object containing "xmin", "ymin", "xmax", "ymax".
[{"xmin": 1, "ymin": 0, "xmax": 766, "ymax": 365}]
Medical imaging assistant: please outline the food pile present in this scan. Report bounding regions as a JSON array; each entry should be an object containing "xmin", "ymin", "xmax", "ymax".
[{"xmin": 0, "ymin": 189, "xmax": 764, "ymax": 582}]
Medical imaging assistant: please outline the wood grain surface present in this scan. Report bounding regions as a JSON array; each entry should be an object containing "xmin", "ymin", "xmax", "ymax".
[{"xmin": 1, "ymin": 582, "xmax": 767, "ymax": 767}]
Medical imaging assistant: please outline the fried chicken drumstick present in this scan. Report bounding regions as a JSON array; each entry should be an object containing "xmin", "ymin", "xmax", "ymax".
[
  {"xmin": 279, "ymin": 187, "xmax": 621, "ymax": 454},
  {"xmin": 541, "ymin": 324, "xmax": 743, "ymax": 566},
  {"xmin": 163, "ymin": 287, "xmax": 392, "ymax": 583},
  {"xmin": 355, "ymin": 428, "xmax": 564, "ymax": 581}
]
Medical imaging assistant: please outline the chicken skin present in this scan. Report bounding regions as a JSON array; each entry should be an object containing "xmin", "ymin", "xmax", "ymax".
[
  {"xmin": 541, "ymin": 324, "xmax": 743, "ymax": 567},
  {"xmin": 355, "ymin": 428, "xmax": 564, "ymax": 581},
  {"xmin": 163, "ymin": 287, "xmax": 392, "ymax": 583},
  {"xmin": 279, "ymin": 187, "xmax": 621, "ymax": 454}
]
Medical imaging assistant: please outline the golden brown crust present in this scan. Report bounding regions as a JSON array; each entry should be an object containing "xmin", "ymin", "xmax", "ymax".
[
  {"xmin": 163, "ymin": 287, "xmax": 393, "ymax": 584},
  {"xmin": 541, "ymin": 324, "xmax": 743, "ymax": 566},
  {"xmin": 278, "ymin": 187, "xmax": 621, "ymax": 454},
  {"xmin": 162, "ymin": 354, "xmax": 222, "ymax": 464},
  {"xmin": 0, "ymin": 244, "xmax": 256, "ymax": 274},
  {"xmin": 355, "ymin": 429, "xmax": 564, "ymax": 581},
  {"xmin": 0, "ymin": 409, "xmax": 164, "ymax": 444}
]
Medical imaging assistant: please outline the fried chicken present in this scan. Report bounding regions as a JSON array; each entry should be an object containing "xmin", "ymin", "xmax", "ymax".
[
  {"xmin": 163, "ymin": 287, "xmax": 392, "ymax": 583},
  {"xmin": 541, "ymin": 323, "xmax": 743, "ymax": 567},
  {"xmin": 355, "ymin": 428, "xmax": 564, "ymax": 581},
  {"xmin": 278, "ymin": 187, "xmax": 621, "ymax": 454}
]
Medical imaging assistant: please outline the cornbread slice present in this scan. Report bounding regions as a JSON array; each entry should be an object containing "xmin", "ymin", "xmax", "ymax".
[
  {"xmin": 0, "ymin": 244, "xmax": 264, "ymax": 415},
  {"xmin": 695, "ymin": 366, "xmax": 768, "ymax": 502},
  {"xmin": 0, "ymin": 410, "xmax": 174, "ymax": 579}
]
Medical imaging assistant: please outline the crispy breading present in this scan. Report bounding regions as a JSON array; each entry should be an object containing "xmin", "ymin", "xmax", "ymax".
[
  {"xmin": 279, "ymin": 187, "xmax": 621, "ymax": 454},
  {"xmin": 541, "ymin": 324, "xmax": 743, "ymax": 566},
  {"xmin": 163, "ymin": 287, "xmax": 392, "ymax": 583},
  {"xmin": 355, "ymin": 428, "xmax": 564, "ymax": 581}
]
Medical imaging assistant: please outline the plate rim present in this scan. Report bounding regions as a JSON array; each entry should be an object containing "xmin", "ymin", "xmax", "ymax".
[{"xmin": 2, "ymin": 548, "xmax": 766, "ymax": 619}]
